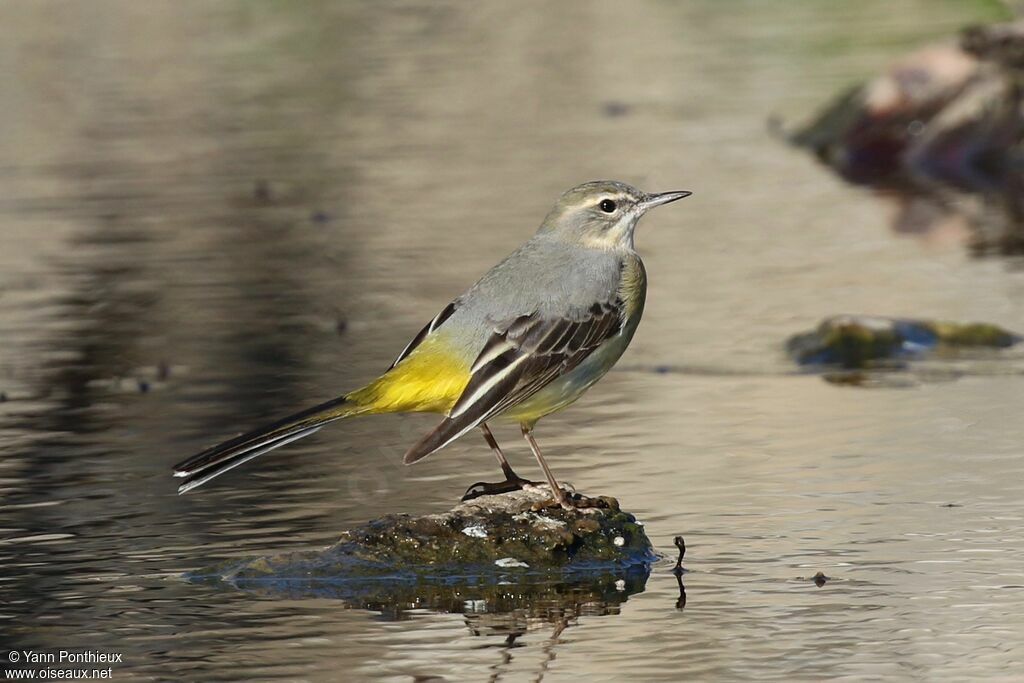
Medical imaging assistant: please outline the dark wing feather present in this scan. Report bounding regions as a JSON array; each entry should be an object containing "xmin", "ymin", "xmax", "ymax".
[
  {"xmin": 403, "ymin": 299, "xmax": 625, "ymax": 464},
  {"xmin": 389, "ymin": 300, "xmax": 458, "ymax": 370}
]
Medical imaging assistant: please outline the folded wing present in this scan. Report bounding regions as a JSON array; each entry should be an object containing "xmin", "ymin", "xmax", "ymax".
[{"xmin": 403, "ymin": 299, "xmax": 624, "ymax": 463}]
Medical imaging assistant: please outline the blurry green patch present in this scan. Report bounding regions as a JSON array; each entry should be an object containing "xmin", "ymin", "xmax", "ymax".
[{"xmin": 787, "ymin": 315, "xmax": 1021, "ymax": 368}]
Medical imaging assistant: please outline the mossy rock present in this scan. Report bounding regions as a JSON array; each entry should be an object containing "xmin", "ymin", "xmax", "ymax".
[
  {"xmin": 787, "ymin": 315, "xmax": 1020, "ymax": 368},
  {"xmin": 188, "ymin": 487, "xmax": 657, "ymax": 614}
]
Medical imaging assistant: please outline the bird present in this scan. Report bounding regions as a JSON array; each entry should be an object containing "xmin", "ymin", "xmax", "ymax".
[{"xmin": 173, "ymin": 180, "xmax": 690, "ymax": 508}]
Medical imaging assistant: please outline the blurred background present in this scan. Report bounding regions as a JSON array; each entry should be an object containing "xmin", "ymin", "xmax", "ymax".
[{"xmin": 2, "ymin": 1, "xmax": 1023, "ymax": 680}]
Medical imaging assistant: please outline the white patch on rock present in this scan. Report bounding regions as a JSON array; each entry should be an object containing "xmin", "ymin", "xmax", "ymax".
[
  {"xmin": 613, "ymin": 535, "xmax": 625, "ymax": 547},
  {"xmin": 512, "ymin": 512, "xmax": 566, "ymax": 529},
  {"xmin": 494, "ymin": 557, "xmax": 529, "ymax": 568},
  {"xmin": 461, "ymin": 525, "xmax": 488, "ymax": 538},
  {"xmin": 615, "ymin": 579, "xmax": 626, "ymax": 591},
  {"xmin": 533, "ymin": 515, "xmax": 565, "ymax": 529}
]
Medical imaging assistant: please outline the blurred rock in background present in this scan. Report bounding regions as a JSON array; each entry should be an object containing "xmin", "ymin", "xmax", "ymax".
[
  {"xmin": 788, "ymin": 21, "xmax": 1024, "ymax": 256},
  {"xmin": 787, "ymin": 314, "xmax": 1021, "ymax": 369}
]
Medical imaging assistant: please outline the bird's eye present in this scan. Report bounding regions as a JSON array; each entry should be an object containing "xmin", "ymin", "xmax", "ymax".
[{"xmin": 599, "ymin": 199, "xmax": 617, "ymax": 213}]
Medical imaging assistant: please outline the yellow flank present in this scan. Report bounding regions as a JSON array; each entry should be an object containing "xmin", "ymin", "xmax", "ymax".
[
  {"xmin": 619, "ymin": 254, "xmax": 646, "ymax": 318},
  {"xmin": 346, "ymin": 334, "xmax": 471, "ymax": 414}
]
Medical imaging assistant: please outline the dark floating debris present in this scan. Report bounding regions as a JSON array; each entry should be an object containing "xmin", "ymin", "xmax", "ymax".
[
  {"xmin": 188, "ymin": 487, "xmax": 656, "ymax": 617},
  {"xmin": 787, "ymin": 315, "xmax": 1021, "ymax": 369},
  {"xmin": 137, "ymin": 379, "xmax": 150, "ymax": 393},
  {"xmin": 673, "ymin": 535, "xmax": 686, "ymax": 575},
  {"xmin": 157, "ymin": 361, "xmax": 170, "ymax": 381},
  {"xmin": 785, "ymin": 20, "xmax": 1024, "ymax": 256},
  {"xmin": 797, "ymin": 571, "xmax": 830, "ymax": 587},
  {"xmin": 253, "ymin": 179, "xmax": 272, "ymax": 203},
  {"xmin": 0, "ymin": 392, "xmax": 6, "ymax": 402},
  {"xmin": 673, "ymin": 535, "xmax": 687, "ymax": 610},
  {"xmin": 602, "ymin": 101, "xmax": 631, "ymax": 118}
]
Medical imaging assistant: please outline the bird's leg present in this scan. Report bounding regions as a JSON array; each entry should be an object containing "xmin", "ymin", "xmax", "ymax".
[
  {"xmin": 483, "ymin": 422, "xmax": 525, "ymax": 482},
  {"xmin": 520, "ymin": 424, "xmax": 572, "ymax": 509},
  {"xmin": 461, "ymin": 423, "xmax": 541, "ymax": 501}
]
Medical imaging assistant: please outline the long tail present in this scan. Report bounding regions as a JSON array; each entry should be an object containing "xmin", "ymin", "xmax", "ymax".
[{"xmin": 173, "ymin": 395, "xmax": 365, "ymax": 495}]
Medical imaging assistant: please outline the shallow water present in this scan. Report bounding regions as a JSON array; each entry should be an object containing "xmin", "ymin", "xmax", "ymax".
[{"xmin": 2, "ymin": 1, "xmax": 1023, "ymax": 680}]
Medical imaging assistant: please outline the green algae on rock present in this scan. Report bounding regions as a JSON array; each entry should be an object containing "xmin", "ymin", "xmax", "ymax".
[
  {"xmin": 190, "ymin": 487, "xmax": 656, "ymax": 593},
  {"xmin": 787, "ymin": 315, "xmax": 1021, "ymax": 368}
]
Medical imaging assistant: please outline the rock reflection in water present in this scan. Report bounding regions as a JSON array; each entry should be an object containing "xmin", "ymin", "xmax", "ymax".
[{"xmin": 209, "ymin": 567, "xmax": 649, "ymax": 631}]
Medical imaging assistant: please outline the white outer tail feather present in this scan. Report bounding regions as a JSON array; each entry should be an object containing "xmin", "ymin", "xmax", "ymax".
[{"xmin": 176, "ymin": 426, "xmax": 322, "ymax": 495}]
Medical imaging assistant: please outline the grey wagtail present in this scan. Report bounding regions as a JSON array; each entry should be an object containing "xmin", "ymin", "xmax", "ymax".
[{"xmin": 173, "ymin": 181, "xmax": 690, "ymax": 508}]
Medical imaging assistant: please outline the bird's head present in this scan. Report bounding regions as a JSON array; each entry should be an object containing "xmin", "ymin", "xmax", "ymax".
[{"xmin": 538, "ymin": 180, "xmax": 690, "ymax": 250}]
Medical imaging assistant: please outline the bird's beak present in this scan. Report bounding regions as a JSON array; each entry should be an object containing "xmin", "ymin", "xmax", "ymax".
[{"xmin": 640, "ymin": 190, "xmax": 692, "ymax": 211}]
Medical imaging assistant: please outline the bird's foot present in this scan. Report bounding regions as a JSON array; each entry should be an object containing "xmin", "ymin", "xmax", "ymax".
[{"xmin": 461, "ymin": 474, "xmax": 544, "ymax": 501}]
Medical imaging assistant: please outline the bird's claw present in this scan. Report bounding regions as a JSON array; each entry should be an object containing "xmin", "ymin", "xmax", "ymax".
[
  {"xmin": 461, "ymin": 476, "xmax": 543, "ymax": 501},
  {"xmin": 529, "ymin": 490, "xmax": 618, "ymax": 511}
]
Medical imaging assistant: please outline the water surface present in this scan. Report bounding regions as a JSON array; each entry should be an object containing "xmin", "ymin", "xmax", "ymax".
[{"xmin": 2, "ymin": 1, "xmax": 1023, "ymax": 680}]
